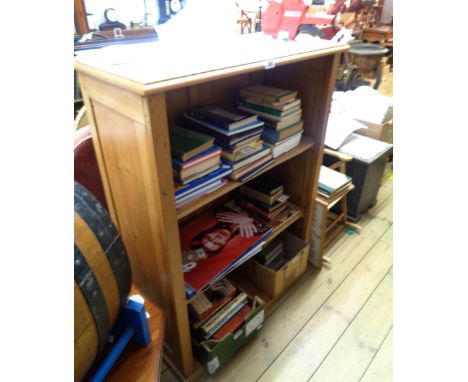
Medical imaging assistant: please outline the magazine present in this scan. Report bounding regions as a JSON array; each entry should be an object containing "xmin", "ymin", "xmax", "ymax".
[{"xmin": 181, "ymin": 200, "xmax": 271, "ymax": 293}]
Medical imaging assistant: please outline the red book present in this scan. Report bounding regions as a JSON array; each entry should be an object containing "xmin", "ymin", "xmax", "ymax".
[
  {"xmin": 181, "ymin": 201, "xmax": 271, "ymax": 292},
  {"xmin": 177, "ymin": 147, "xmax": 222, "ymax": 170},
  {"xmin": 211, "ymin": 305, "xmax": 252, "ymax": 341}
]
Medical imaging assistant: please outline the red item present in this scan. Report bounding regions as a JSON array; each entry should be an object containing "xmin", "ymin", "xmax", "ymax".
[
  {"xmin": 327, "ymin": 0, "xmax": 347, "ymax": 15},
  {"xmin": 263, "ymin": 0, "xmax": 307, "ymax": 40},
  {"xmin": 346, "ymin": 0, "xmax": 365, "ymax": 13},
  {"xmin": 178, "ymin": 148, "xmax": 222, "ymax": 170},
  {"xmin": 74, "ymin": 126, "xmax": 107, "ymax": 209},
  {"xmin": 211, "ymin": 305, "xmax": 252, "ymax": 341},
  {"xmin": 181, "ymin": 202, "xmax": 270, "ymax": 292},
  {"xmin": 262, "ymin": 0, "xmax": 339, "ymax": 40}
]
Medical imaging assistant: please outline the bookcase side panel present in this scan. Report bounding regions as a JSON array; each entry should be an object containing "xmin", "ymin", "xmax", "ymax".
[
  {"xmin": 145, "ymin": 94, "xmax": 195, "ymax": 376},
  {"xmin": 78, "ymin": 75, "xmax": 194, "ymax": 377}
]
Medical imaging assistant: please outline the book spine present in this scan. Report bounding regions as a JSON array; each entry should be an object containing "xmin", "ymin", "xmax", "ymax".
[
  {"xmin": 238, "ymin": 101, "xmax": 283, "ymax": 117},
  {"xmin": 175, "ymin": 149, "xmax": 222, "ymax": 170},
  {"xmin": 239, "ymin": 89, "xmax": 279, "ymax": 103},
  {"xmin": 240, "ymin": 186, "xmax": 275, "ymax": 205},
  {"xmin": 200, "ymin": 292, "xmax": 247, "ymax": 335}
]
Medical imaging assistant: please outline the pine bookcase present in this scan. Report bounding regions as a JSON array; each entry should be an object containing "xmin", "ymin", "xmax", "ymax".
[{"xmin": 75, "ymin": 34, "xmax": 348, "ymax": 380}]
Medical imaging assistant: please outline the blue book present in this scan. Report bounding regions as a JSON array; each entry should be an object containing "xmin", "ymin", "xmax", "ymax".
[
  {"xmin": 172, "ymin": 145, "xmax": 221, "ymax": 169},
  {"xmin": 238, "ymin": 158, "xmax": 276, "ymax": 182},
  {"xmin": 183, "ymin": 112, "xmax": 264, "ymax": 136},
  {"xmin": 262, "ymin": 121, "xmax": 304, "ymax": 143},
  {"xmin": 175, "ymin": 164, "xmax": 232, "ymax": 200}
]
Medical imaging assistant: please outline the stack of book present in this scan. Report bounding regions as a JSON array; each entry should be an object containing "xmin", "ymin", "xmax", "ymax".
[
  {"xmin": 170, "ymin": 126, "xmax": 232, "ymax": 208},
  {"xmin": 253, "ymin": 238, "xmax": 286, "ymax": 271},
  {"xmin": 178, "ymin": 105, "xmax": 275, "ymax": 183},
  {"xmin": 238, "ymin": 175, "xmax": 291, "ymax": 227},
  {"xmin": 317, "ymin": 165, "xmax": 353, "ymax": 201},
  {"xmin": 189, "ymin": 279, "xmax": 252, "ymax": 341},
  {"xmin": 181, "ymin": 200, "xmax": 271, "ymax": 299},
  {"xmin": 237, "ymin": 85, "xmax": 304, "ymax": 158}
]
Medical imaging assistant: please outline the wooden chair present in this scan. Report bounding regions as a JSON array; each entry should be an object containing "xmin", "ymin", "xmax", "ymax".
[{"xmin": 310, "ymin": 148, "xmax": 361, "ymax": 268}]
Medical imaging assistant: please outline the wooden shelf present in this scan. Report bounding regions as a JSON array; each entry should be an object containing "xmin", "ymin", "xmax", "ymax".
[
  {"xmin": 75, "ymin": 37, "xmax": 343, "ymax": 379},
  {"xmin": 177, "ymin": 138, "xmax": 314, "ymax": 220},
  {"xmin": 185, "ymin": 203, "xmax": 304, "ymax": 305}
]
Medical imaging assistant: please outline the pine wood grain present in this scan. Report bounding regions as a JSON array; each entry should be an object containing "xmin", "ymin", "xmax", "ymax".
[
  {"xmin": 309, "ymin": 270, "xmax": 393, "ymax": 382},
  {"xmin": 199, "ymin": 191, "xmax": 392, "ymax": 382},
  {"xmin": 360, "ymin": 327, "xmax": 393, "ymax": 382},
  {"xmin": 75, "ymin": 39, "xmax": 352, "ymax": 380},
  {"xmin": 256, "ymin": 228, "xmax": 393, "ymax": 382}
]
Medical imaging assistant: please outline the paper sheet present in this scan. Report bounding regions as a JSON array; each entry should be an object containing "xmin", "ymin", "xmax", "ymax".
[{"xmin": 324, "ymin": 112, "xmax": 367, "ymax": 150}]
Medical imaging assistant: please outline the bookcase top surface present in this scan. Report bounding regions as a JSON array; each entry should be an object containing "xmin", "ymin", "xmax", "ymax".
[{"xmin": 75, "ymin": 33, "xmax": 349, "ymax": 95}]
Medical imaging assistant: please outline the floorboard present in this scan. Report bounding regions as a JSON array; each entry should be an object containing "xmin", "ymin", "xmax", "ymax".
[
  {"xmin": 359, "ymin": 327, "xmax": 393, "ymax": 382},
  {"xmin": 308, "ymin": 269, "xmax": 393, "ymax": 382},
  {"xmin": 161, "ymin": 175, "xmax": 393, "ymax": 382}
]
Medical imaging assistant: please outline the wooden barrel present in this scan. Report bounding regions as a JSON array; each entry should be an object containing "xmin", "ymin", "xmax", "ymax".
[{"xmin": 74, "ymin": 181, "xmax": 132, "ymax": 381}]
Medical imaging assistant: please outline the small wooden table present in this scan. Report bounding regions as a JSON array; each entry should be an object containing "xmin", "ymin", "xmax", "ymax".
[
  {"xmin": 361, "ymin": 26, "xmax": 393, "ymax": 44},
  {"xmin": 105, "ymin": 287, "xmax": 165, "ymax": 382}
]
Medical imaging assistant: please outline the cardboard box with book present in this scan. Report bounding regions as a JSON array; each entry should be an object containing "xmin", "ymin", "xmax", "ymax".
[
  {"xmin": 242, "ymin": 231, "xmax": 309, "ymax": 298},
  {"xmin": 189, "ymin": 279, "xmax": 265, "ymax": 375}
]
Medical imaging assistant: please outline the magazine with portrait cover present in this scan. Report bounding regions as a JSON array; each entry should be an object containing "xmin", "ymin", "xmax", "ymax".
[{"xmin": 181, "ymin": 200, "xmax": 271, "ymax": 294}]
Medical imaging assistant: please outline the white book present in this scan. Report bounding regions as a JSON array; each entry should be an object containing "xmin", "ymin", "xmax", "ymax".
[
  {"xmin": 268, "ymin": 131, "xmax": 303, "ymax": 158},
  {"xmin": 318, "ymin": 166, "xmax": 352, "ymax": 195}
]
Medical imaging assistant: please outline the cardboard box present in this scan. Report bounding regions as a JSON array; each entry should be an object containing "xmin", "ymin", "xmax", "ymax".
[
  {"xmin": 356, "ymin": 106, "xmax": 393, "ymax": 144},
  {"xmin": 192, "ymin": 296, "xmax": 265, "ymax": 375},
  {"xmin": 244, "ymin": 231, "xmax": 309, "ymax": 298}
]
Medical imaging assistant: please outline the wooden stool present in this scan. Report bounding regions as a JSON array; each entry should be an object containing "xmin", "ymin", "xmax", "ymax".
[{"xmin": 310, "ymin": 149, "xmax": 361, "ymax": 268}]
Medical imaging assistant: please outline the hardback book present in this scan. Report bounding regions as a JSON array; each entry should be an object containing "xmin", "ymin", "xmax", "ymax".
[
  {"xmin": 172, "ymin": 146, "xmax": 222, "ymax": 170},
  {"xmin": 223, "ymin": 145, "xmax": 271, "ymax": 171},
  {"xmin": 175, "ymin": 179, "xmax": 227, "ymax": 208},
  {"xmin": 240, "ymin": 185, "xmax": 283, "ymax": 206},
  {"xmin": 178, "ymin": 114, "xmax": 264, "ymax": 148},
  {"xmin": 175, "ymin": 164, "xmax": 232, "ymax": 200},
  {"xmin": 189, "ymin": 278, "xmax": 237, "ymax": 324},
  {"xmin": 239, "ymin": 198, "xmax": 289, "ymax": 222},
  {"xmin": 241, "ymin": 193, "xmax": 290, "ymax": 213},
  {"xmin": 240, "ymin": 97, "xmax": 301, "ymax": 112},
  {"xmin": 211, "ymin": 304, "xmax": 252, "ymax": 341},
  {"xmin": 318, "ymin": 165, "xmax": 352, "ymax": 195},
  {"xmin": 262, "ymin": 121, "xmax": 304, "ymax": 143},
  {"xmin": 199, "ymin": 292, "xmax": 248, "ymax": 339},
  {"xmin": 255, "ymin": 238, "xmax": 283, "ymax": 265},
  {"xmin": 221, "ymin": 140, "xmax": 263, "ymax": 162},
  {"xmin": 230, "ymin": 154, "xmax": 273, "ymax": 181},
  {"xmin": 243, "ymin": 175, "xmax": 284, "ymax": 196},
  {"xmin": 262, "ymin": 112, "xmax": 303, "ymax": 131},
  {"xmin": 181, "ymin": 201, "xmax": 271, "ymax": 292},
  {"xmin": 190, "ymin": 105, "xmax": 258, "ymax": 130},
  {"xmin": 224, "ymin": 135, "xmax": 261, "ymax": 153},
  {"xmin": 238, "ymin": 100, "xmax": 301, "ymax": 118},
  {"xmin": 237, "ymin": 158, "xmax": 276, "ymax": 183},
  {"xmin": 267, "ymin": 255, "xmax": 286, "ymax": 271},
  {"xmin": 169, "ymin": 126, "xmax": 215, "ymax": 162},
  {"xmin": 174, "ymin": 155, "xmax": 221, "ymax": 178},
  {"xmin": 182, "ymin": 112, "xmax": 264, "ymax": 136},
  {"xmin": 174, "ymin": 163, "xmax": 221, "ymax": 185},
  {"xmin": 239, "ymin": 105, "xmax": 302, "ymax": 123},
  {"xmin": 239, "ymin": 85, "xmax": 298, "ymax": 104},
  {"xmin": 266, "ymin": 131, "xmax": 303, "ymax": 158}
]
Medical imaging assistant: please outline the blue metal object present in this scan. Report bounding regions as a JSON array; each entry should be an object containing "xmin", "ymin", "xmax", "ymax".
[{"xmin": 89, "ymin": 298, "xmax": 152, "ymax": 382}]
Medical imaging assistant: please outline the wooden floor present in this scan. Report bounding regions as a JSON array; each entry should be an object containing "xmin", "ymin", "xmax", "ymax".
[
  {"xmin": 161, "ymin": 64, "xmax": 393, "ymax": 382},
  {"xmin": 161, "ymin": 173, "xmax": 393, "ymax": 382}
]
